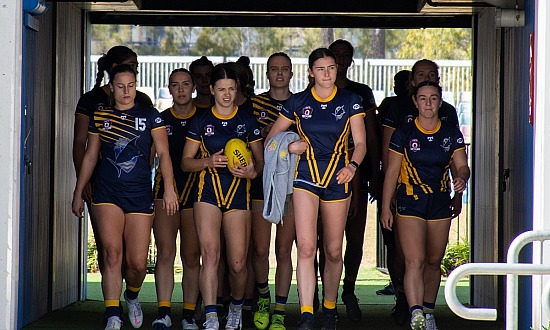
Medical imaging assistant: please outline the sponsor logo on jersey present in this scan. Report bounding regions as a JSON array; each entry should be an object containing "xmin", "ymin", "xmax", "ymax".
[
  {"xmin": 333, "ymin": 105, "xmax": 346, "ymax": 121},
  {"xmin": 409, "ymin": 139, "xmax": 420, "ymax": 152},
  {"xmin": 102, "ymin": 119, "xmax": 112, "ymax": 130},
  {"xmin": 181, "ymin": 120, "xmax": 187, "ymax": 126},
  {"xmin": 222, "ymin": 121, "xmax": 228, "ymax": 126},
  {"xmin": 121, "ymin": 115, "xmax": 127, "ymax": 120},
  {"xmin": 259, "ymin": 110, "xmax": 267, "ymax": 120},
  {"xmin": 301, "ymin": 106, "xmax": 313, "ymax": 119},
  {"xmin": 457, "ymin": 137, "xmax": 464, "ymax": 144},
  {"xmin": 205, "ymin": 124, "xmax": 215, "ymax": 136},
  {"xmin": 166, "ymin": 125, "xmax": 173, "ymax": 136},
  {"xmin": 440, "ymin": 137, "xmax": 452, "ymax": 152},
  {"xmin": 254, "ymin": 129, "xmax": 261, "ymax": 136},
  {"xmin": 155, "ymin": 117, "xmax": 163, "ymax": 124},
  {"xmin": 353, "ymin": 103, "xmax": 361, "ymax": 110},
  {"xmin": 406, "ymin": 115, "xmax": 415, "ymax": 123},
  {"xmin": 321, "ymin": 104, "xmax": 328, "ymax": 110},
  {"xmin": 427, "ymin": 136, "xmax": 434, "ymax": 141}
]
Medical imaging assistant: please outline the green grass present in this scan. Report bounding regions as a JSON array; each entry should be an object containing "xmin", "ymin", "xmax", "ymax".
[{"xmin": 86, "ymin": 268, "xmax": 471, "ymax": 306}]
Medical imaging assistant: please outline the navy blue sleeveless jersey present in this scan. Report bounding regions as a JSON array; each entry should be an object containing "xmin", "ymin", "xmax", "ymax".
[
  {"xmin": 280, "ymin": 87, "xmax": 364, "ymax": 188},
  {"xmin": 383, "ymin": 96, "xmax": 459, "ymax": 130},
  {"xmin": 89, "ymin": 103, "xmax": 165, "ymax": 197},
  {"xmin": 153, "ymin": 106, "xmax": 199, "ymax": 205},
  {"xmin": 186, "ymin": 106, "xmax": 262, "ymax": 209},
  {"xmin": 389, "ymin": 118, "xmax": 465, "ymax": 196}
]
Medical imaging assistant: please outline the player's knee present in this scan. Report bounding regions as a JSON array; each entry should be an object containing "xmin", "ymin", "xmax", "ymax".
[
  {"xmin": 297, "ymin": 243, "xmax": 317, "ymax": 260},
  {"xmin": 324, "ymin": 245, "xmax": 343, "ymax": 264}
]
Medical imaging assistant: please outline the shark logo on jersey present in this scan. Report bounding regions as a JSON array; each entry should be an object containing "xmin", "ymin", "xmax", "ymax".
[
  {"xmin": 333, "ymin": 105, "xmax": 346, "ymax": 121},
  {"xmin": 301, "ymin": 106, "xmax": 313, "ymax": 119},
  {"xmin": 236, "ymin": 124, "xmax": 247, "ymax": 137},
  {"xmin": 107, "ymin": 136, "xmax": 141, "ymax": 177},
  {"xmin": 440, "ymin": 137, "xmax": 452, "ymax": 152},
  {"xmin": 166, "ymin": 125, "xmax": 173, "ymax": 136},
  {"xmin": 409, "ymin": 139, "xmax": 420, "ymax": 152},
  {"xmin": 205, "ymin": 124, "xmax": 215, "ymax": 136}
]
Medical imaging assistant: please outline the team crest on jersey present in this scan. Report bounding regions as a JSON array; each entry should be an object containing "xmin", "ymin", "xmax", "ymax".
[
  {"xmin": 102, "ymin": 119, "xmax": 112, "ymax": 130},
  {"xmin": 166, "ymin": 125, "xmax": 173, "ymax": 136},
  {"xmin": 259, "ymin": 110, "xmax": 268, "ymax": 120},
  {"xmin": 353, "ymin": 103, "xmax": 361, "ymax": 110},
  {"xmin": 440, "ymin": 137, "xmax": 452, "ymax": 152},
  {"xmin": 333, "ymin": 105, "xmax": 346, "ymax": 121},
  {"xmin": 301, "ymin": 106, "xmax": 313, "ymax": 119},
  {"xmin": 205, "ymin": 124, "xmax": 215, "ymax": 136},
  {"xmin": 236, "ymin": 124, "xmax": 247, "ymax": 136},
  {"xmin": 409, "ymin": 139, "xmax": 421, "ymax": 152},
  {"xmin": 406, "ymin": 115, "xmax": 415, "ymax": 123}
]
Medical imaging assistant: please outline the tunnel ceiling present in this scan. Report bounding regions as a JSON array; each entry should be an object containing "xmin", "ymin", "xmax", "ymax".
[{"xmin": 78, "ymin": 0, "xmax": 521, "ymax": 28}]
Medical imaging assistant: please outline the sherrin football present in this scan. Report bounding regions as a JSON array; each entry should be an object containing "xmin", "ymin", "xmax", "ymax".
[{"xmin": 224, "ymin": 138, "xmax": 252, "ymax": 170}]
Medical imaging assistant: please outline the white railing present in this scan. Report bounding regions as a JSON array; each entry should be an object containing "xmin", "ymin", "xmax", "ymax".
[
  {"xmin": 89, "ymin": 56, "xmax": 472, "ymax": 106},
  {"xmin": 444, "ymin": 230, "xmax": 550, "ymax": 330}
]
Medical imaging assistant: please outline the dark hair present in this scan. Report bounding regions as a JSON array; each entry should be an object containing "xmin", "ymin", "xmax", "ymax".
[
  {"xmin": 169, "ymin": 68, "xmax": 193, "ymax": 85},
  {"xmin": 108, "ymin": 64, "xmax": 137, "ymax": 83},
  {"xmin": 329, "ymin": 39, "xmax": 354, "ymax": 56},
  {"xmin": 237, "ymin": 56, "xmax": 256, "ymax": 96},
  {"xmin": 413, "ymin": 80, "xmax": 443, "ymax": 98},
  {"xmin": 210, "ymin": 63, "xmax": 238, "ymax": 87},
  {"xmin": 95, "ymin": 46, "xmax": 137, "ymax": 88},
  {"xmin": 308, "ymin": 48, "xmax": 336, "ymax": 69},
  {"xmin": 266, "ymin": 52, "xmax": 292, "ymax": 69},
  {"xmin": 394, "ymin": 70, "xmax": 411, "ymax": 97},
  {"xmin": 225, "ymin": 61, "xmax": 251, "ymax": 96},
  {"xmin": 189, "ymin": 56, "xmax": 214, "ymax": 75},
  {"xmin": 411, "ymin": 59, "xmax": 439, "ymax": 78}
]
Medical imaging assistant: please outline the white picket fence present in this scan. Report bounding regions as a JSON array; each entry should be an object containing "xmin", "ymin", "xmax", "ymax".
[{"xmin": 90, "ymin": 55, "xmax": 472, "ymax": 107}]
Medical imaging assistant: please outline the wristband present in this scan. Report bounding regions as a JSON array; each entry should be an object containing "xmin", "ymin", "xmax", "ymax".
[{"xmin": 349, "ymin": 161, "xmax": 359, "ymax": 169}]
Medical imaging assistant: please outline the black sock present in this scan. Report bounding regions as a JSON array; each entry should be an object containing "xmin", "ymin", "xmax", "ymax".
[
  {"xmin": 158, "ymin": 306, "xmax": 171, "ymax": 318},
  {"xmin": 342, "ymin": 278, "xmax": 355, "ymax": 296}
]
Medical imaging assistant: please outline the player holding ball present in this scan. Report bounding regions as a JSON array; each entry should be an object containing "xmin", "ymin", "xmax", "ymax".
[{"xmin": 181, "ymin": 63, "xmax": 263, "ymax": 330}]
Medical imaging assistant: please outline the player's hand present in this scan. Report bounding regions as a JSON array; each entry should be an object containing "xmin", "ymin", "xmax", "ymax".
[
  {"xmin": 72, "ymin": 191, "xmax": 84, "ymax": 218},
  {"xmin": 209, "ymin": 149, "xmax": 228, "ymax": 168},
  {"xmin": 336, "ymin": 164, "xmax": 356, "ymax": 185},
  {"xmin": 163, "ymin": 188, "xmax": 179, "ymax": 216},
  {"xmin": 453, "ymin": 177, "xmax": 467, "ymax": 194},
  {"xmin": 380, "ymin": 207, "xmax": 394, "ymax": 231},
  {"xmin": 230, "ymin": 156, "xmax": 256, "ymax": 179},
  {"xmin": 288, "ymin": 140, "xmax": 307, "ymax": 154}
]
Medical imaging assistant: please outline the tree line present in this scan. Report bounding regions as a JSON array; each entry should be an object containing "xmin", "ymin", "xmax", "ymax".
[{"xmin": 92, "ymin": 26, "xmax": 471, "ymax": 60}]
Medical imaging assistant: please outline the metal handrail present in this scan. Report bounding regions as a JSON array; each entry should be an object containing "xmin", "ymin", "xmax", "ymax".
[
  {"xmin": 506, "ymin": 230, "xmax": 550, "ymax": 329},
  {"xmin": 444, "ymin": 230, "xmax": 550, "ymax": 330}
]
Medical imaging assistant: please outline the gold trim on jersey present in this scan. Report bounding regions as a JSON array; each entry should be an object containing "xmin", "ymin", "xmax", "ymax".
[
  {"xmin": 401, "ymin": 149, "xmax": 433, "ymax": 196},
  {"xmin": 212, "ymin": 105, "xmax": 238, "ymax": 120},
  {"xmin": 311, "ymin": 86, "xmax": 337, "ymax": 103},
  {"xmin": 414, "ymin": 118, "xmax": 441, "ymax": 134},
  {"xmin": 169, "ymin": 106, "xmax": 197, "ymax": 120},
  {"xmin": 295, "ymin": 113, "xmax": 351, "ymax": 188},
  {"xmin": 197, "ymin": 139, "xmax": 246, "ymax": 208}
]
